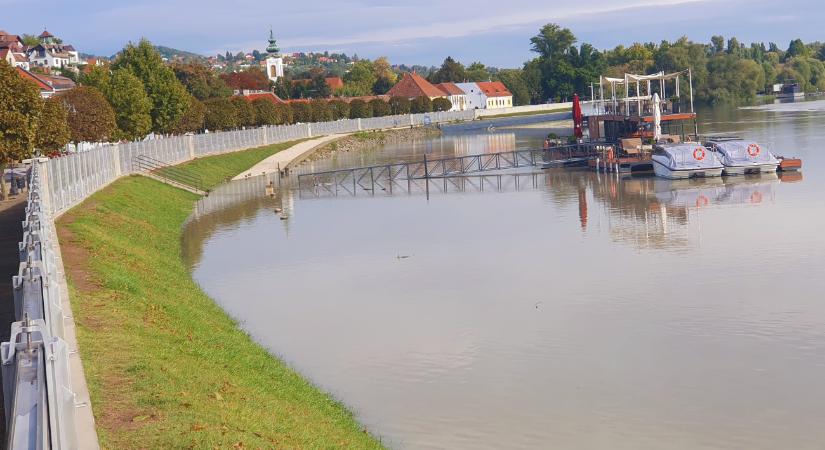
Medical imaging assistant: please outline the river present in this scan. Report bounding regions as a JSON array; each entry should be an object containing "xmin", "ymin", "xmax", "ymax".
[{"xmin": 182, "ymin": 103, "xmax": 825, "ymax": 450}]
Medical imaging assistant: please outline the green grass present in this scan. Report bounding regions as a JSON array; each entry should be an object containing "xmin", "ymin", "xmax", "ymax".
[
  {"xmin": 57, "ymin": 149, "xmax": 385, "ymax": 449},
  {"xmin": 159, "ymin": 139, "xmax": 307, "ymax": 190},
  {"xmin": 478, "ymin": 107, "xmax": 572, "ymax": 119}
]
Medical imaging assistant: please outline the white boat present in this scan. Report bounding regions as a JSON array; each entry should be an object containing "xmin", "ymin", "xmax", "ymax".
[
  {"xmin": 651, "ymin": 143, "xmax": 723, "ymax": 179},
  {"xmin": 706, "ymin": 139, "xmax": 780, "ymax": 175}
]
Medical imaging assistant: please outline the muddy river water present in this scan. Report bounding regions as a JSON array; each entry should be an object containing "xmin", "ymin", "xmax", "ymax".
[{"xmin": 183, "ymin": 104, "xmax": 825, "ymax": 449}]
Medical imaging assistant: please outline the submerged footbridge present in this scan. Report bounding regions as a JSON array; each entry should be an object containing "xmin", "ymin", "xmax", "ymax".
[{"xmin": 295, "ymin": 144, "xmax": 605, "ymax": 197}]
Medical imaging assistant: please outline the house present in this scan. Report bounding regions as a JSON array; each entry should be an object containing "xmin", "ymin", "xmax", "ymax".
[
  {"xmin": 455, "ymin": 81, "xmax": 513, "ymax": 109},
  {"xmin": 15, "ymin": 67, "xmax": 55, "ymax": 97},
  {"xmin": 0, "ymin": 30, "xmax": 23, "ymax": 48},
  {"xmin": 1, "ymin": 47, "xmax": 29, "ymax": 70},
  {"xmin": 386, "ymin": 72, "xmax": 445, "ymax": 100},
  {"xmin": 434, "ymin": 82, "xmax": 467, "ymax": 111},
  {"xmin": 477, "ymin": 81, "xmax": 513, "ymax": 109},
  {"xmin": 26, "ymin": 30, "xmax": 80, "ymax": 68},
  {"xmin": 290, "ymin": 76, "xmax": 344, "ymax": 94}
]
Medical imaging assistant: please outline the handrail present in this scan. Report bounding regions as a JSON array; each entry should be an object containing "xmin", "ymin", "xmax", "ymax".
[{"xmin": 132, "ymin": 155, "xmax": 206, "ymax": 193}]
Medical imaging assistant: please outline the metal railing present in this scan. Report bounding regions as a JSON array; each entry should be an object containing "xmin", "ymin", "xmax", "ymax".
[
  {"xmin": 133, "ymin": 155, "xmax": 206, "ymax": 193},
  {"xmin": 2, "ymin": 164, "xmax": 80, "ymax": 449}
]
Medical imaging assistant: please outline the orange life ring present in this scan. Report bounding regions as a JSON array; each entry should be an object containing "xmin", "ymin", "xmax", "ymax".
[
  {"xmin": 747, "ymin": 143, "xmax": 761, "ymax": 157},
  {"xmin": 693, "ymin": 147, "xmax": 706, "ymax": 161},
  {"xmin": 695, "ymin": 195, "xmax": 709, "ymax": 207}
]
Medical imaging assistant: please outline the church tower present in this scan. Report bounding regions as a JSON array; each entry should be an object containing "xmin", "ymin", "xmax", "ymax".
[{"xmin": 264, "ymin": 29, "xmax": 284, "ymax": 83}]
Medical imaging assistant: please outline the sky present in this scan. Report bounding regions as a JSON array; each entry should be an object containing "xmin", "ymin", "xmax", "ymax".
[{"xmin": 2, "ymin": 0, "xmax": 822, "ymax": 67}]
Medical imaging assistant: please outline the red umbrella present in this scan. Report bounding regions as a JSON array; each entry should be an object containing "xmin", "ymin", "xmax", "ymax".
[{"xmin": 572, "ymin": 94, "xmax": 583, "ymax": 138}]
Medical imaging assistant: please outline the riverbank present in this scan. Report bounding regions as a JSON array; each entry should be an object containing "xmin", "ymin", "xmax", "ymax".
[
  {"xmin": 304, "ymin": 127, "xmax": 442, "ymax": 163},
  {"xmin": 56, "ymin": 146, "xmax": 385, "ymax": 449}
]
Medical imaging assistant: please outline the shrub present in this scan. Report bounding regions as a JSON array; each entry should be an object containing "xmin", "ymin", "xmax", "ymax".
[
  {"xmin": 252, "ymin": 98, "xmax": 280, "ymax": 126},
  {"xmin": 230, "ymin": 96, "xmax": 257, "ymax": 128},
  {"xmin": 291, "ymin": 102, "xmax": 313, "ymax": 123},
  {"xmin": 369, "ymin": 99, "xmax": 391, "ymax": 117},
  {"xmin": 389, "ymin": 97, "xmax": 411, "ymax": 115},
  {"xmin": 432, "ymin": 97, "xmax": 452, "ymax": 112},
  {"xmin": 328, "ymin": 100, "xmax": 350, "ymax": 120},
  {"xmin": 203, "ymin": 98, "xmax": 238, "ymax": 131},
  {"xmin": 410, "ymin": 96, "xmax": 433, "ymax": 114},
  {"xmin": 349, "ymin": 99, "xmax": 372, "ymax": 118},
  {"xmin": 310, "ymin": 99, "xmax": 332, "ymax": 122}
]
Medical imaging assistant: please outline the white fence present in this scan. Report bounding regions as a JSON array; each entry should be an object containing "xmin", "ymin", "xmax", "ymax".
[{"xmin": 42, "ymin": 110, "xmax": 475, "ymax": 217}]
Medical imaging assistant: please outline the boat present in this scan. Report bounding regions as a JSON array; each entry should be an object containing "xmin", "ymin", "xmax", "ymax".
[
  {"xmin": 706, "ymin": 139, "xmax": 779, "ymax": 175},
  {"xmin": 651, "ymin": 143, "xmax": 723, "ymax": 179}
]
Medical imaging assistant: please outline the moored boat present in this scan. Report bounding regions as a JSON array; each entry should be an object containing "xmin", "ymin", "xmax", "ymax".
[
  {"xmin": 706, "ymin": 139, "xmax": 779, "ymax": 175},
  {"xmin": 651, "ymin": 143, "xmax": 723, "ymax": 179}
]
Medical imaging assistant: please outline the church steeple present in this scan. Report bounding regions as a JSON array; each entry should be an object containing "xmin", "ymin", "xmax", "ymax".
[{"xmin": 266, "ymin": 28, "xmax": 279, "ymax": 55}]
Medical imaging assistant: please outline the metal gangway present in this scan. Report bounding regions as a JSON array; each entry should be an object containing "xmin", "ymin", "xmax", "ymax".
[{"xmin": 295, "ymin": 144, "xmax": 602, "ymax": 195}]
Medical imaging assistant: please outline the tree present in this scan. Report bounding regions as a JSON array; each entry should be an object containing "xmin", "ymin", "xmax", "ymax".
[
  {"xmin": 112, "ymin": 39, "xmax": 189, "ymax": 133},
  {"xmin": 348, "ymin": 99, "xmax": 372, "ymax": 118},
  {"xmin": 170, "ymin": 96, "xmax": 205, "ymax": 134},
  {"xmin": 20, "ymin": 34, "xmax": 39, "ymax": 47},
  {"xmin": 786, "ymin": 39, "xmax": 810, "ymax": 60},
  {"xmin": 106, "ymin": 69, "xmax": 152, "ymax": 140},
  {"xmin": 309, "ymin": 74, "xmax": 332, "ymax": 98},
  {"xmin": 432, "ymin": 97, "xmax": 452, "ymax": 112},
  {"xmin": 230, "ymin": 96, "xmax": 257, "ymax": 127},
  {"xmin": 328, "ymin": 100, "xmax": 350, "ymax": 120},
  {"xmin": 410, "ymin": 96, "xmax": 432, "ymax": 113},
  {"xmin": 465, "ymin": 62, "xmax": 490, "ymax": 82},
  {"xmin": 36, "ymin": 97, "xmax": 71, "ymax": 155},
  {"xmin": 203, "ymin": 98, "xmax": 238, "ymax": 130},
  {"xmin": 372, "ymin": 56, "xmax": 397, "ymax": 94},
  {"xmin": 343, "ymin": 60, "xmax": 377, "ymax": 96},
  {"xmin": 530, "ymin": 24, "xmax": 576, "ymax": 62},
  {"xmin": 496, "ymin": 69, "xmax": 530, "ymax": 105},
  {"xmin": 80, "ymin": 65, "xmax": 111, "ymax": 91},
  {"xmin": 173, "ymin": 62, "xmax": 232, "ymax": 100},
  {"xmin": 369, "ymin": 99, "xmax": 391, "ymax": 117},
  {"xmin": 274, "ymin": 104, "xmax": 293, "ymax": 125},
  {"xmin": 389, "ymin": 96, "xmax": 411, "ymax": 115},
  {"xmin": 429, "ymin": 57, "xmax": 467, "ymax": 83},
  {"xmin": 274, "ymin": 77, "xmax": 292, "ymax": 99},
  {"xmin": 59, "ymin": 87, "xmax": 117, "ymax": 144},
  {"xmin": 711, "ymin": 35, "xmax": 725, "ymax": 54},
  {"xmin": 0, "ymin": 60, "xmax": 43, "ymax": 198},
  {"xmin": 252, "ymin": 98, "xmax": 280, "ymax": 125},
  {"xmin": 220, "ymin": 68, "xmax": 271, "ymax": 91}
]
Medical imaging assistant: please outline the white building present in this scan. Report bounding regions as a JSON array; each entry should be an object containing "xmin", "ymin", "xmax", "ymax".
[
  {"xmin": 26, "ymin": 30, "xmax": 80, "ymax": 69},
  {"xmin": 434, "ymin": 82, "xmax": 468, "ymax": 111},
  {"xmin": 455, "ymin": 81, "xmax": 513, "ymax": 110},
  {"xmin": 1, "ymin": 47, "xmax": 29, "ymax": 70}
]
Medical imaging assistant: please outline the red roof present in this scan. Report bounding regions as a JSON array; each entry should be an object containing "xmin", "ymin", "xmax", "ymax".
[
  {"xmin": 39, "ymin": 30, "xmax": 54, "ymax": 38},
  {"xmin": 243, "ymin": 92, "xmax": 286, "ymax": 104},
  {"xmin": 386, "ymin": 72, "xmax": 445, "ymax": 99},
  {"xmin": 434, "ymin": 82, "xmax": 465, "ymax": 96},
  {"xmin": 325, "ymin": 77, "xmax": 344, "ymax": 91},
  {"xmin": 477, "ymin": 81, "xmax": 511, "ymax": 98},
  {"xmin": 15, "ymin": 67, "xmax": 53, "ymax": 92}
]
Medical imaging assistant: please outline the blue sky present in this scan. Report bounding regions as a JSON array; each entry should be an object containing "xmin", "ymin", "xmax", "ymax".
[{"xmin": 2, "ymin": 0, "xmax": 821, "ymax": 67}]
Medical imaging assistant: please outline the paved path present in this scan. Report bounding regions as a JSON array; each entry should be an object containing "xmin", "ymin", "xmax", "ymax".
[{"xmin": 232, "ymin": 134, "xmax": 348, "ymax": 180}]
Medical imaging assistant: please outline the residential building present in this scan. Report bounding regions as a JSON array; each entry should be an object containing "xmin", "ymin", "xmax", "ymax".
[
  {"xmin": 26, "ymin": 30, "xmax": 80, "ymax": 68},
  {"xmin": 15, "ymin": 67, "xmax": 55, "ymax": 97},
  {"xmin": 0, "ymin": 30, "xmax": 23, "ymax": 48},
  {"xmin": 477, "ymin": 81, "xmax": 513, "ymax": 109},
  {"xmin": 386, "ymin": 72, "xmax": 445, "ymax": 100},
  {"xmin": 434, "ymin": 82, "xmax": 467, "ymax": 111},
  {"xmin": 1, "ymin": 47, "xmax": 29, "ymax": 70},
  {"xmin": 455, "ymin": 82, "xmax": 513, "ymax": 109}
]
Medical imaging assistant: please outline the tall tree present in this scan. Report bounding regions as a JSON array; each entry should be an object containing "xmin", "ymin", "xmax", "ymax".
[
  {"xmin": 170, "ymin": 95, "xmax": 205, "ymax": 134},
  {"xmin": 465, "ymin": 62, "xmax": 490, "ymax": 82},
  {"xmin": 36, "ymin": 97, "xmax": 71, "ymax": 155},
  {"xmin": 230, "ymin": 97, "xmax": 257, "ymax": 127},
  {"xmin": 220, "ymin": 68, "xmax": 271, "ymax": 91},
  {"xmin": 59, "ymin": 86, "xmax": 117, "ymax": 144},
  {"xmin": 429, "ymin": 57, "xmax": 467, "ymax": 83},
  {"xmin": 106, "ymin": 69, "xmax": 152, "ymax": 140},
  {"xmin": 112, "ymin": 39, "xmax": 189, "ymax": 133},
  {"xmin": 172, "ymin": 62, "xmax": 232, "ymax": 100},
  {"xmin": 203, "ymin": 98, "xmax": 238, "ymax": 131},
  {"xmin": 496, "ymin": 69, "xmax": 530, "ymax": 106},
  {"xmin": 0, "ymin": 61, "xmax": 43, "ymax": 198},
  {"xmin": 343, "ymin": 60, "xmax": 377, "ymax": 96}
]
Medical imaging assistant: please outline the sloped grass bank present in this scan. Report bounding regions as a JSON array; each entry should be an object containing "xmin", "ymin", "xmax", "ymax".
[{"xmin": 57, "ymin": 148, "xmax": 383, "ymax": 448}]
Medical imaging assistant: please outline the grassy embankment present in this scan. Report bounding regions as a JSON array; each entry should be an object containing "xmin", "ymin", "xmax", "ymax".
[{"xmin": 57, "ymin": 141, "xmax": 384, "ymax": 449}]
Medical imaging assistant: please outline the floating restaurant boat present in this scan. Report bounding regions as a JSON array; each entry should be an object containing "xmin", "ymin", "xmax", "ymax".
[
  {"xmin": 651, "ymin": 143, "xmax": 723, "ymax": 179},
  {"xmin": 705, "ymin": 139, "xmax": 780, "ymax": 175}
]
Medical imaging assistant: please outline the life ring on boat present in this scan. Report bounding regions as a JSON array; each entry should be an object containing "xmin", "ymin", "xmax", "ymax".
[
  {"xmin": 747, "ymin": 143, "xmax": 761, "ymax": 157},
  {"xmin": 750, "ymin": 191, "xmax": 763, "ymax": 204},
  {"xmin": 695, "ymin": 195, "xmax": 709, "ymax": 207},
  {"xmin": 693, "ymin": 147, "xmax": 706, "ymax": 161}
]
